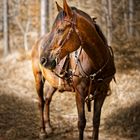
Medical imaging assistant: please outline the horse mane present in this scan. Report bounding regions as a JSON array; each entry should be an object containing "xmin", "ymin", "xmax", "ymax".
[
  {"xmin": 52, "ymin": 10, "xmax": 66, "ymax": 28},
  {"xmin": 75, "ymin": 8, "xmax": 108, "ymax": 45},
  {"xmin": 73, "ymin": 7, "xmax": 108, "ymax": 45},
  {"xmin": 93, "ymin": 20, "xmax": 108, "ymax": 45}
]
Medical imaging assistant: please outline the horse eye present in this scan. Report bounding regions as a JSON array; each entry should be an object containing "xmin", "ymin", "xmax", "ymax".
[{"xmin": 57, "ymin": 28, "xmax": 64, "ymax": 34}]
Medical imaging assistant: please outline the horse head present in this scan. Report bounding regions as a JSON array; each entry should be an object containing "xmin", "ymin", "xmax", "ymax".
[
  {"xmin": 40, "ymin": 0, "xmax": 108, "ymax": 71},
  {"xmin": 40, "ymin": 0, "xmax": 81, "ymax": 70}
]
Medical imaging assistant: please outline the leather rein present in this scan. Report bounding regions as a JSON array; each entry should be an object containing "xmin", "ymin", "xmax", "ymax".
[
  {"xmin": 53, "ymin": 11, "xmax": 113, "ymax": 81},
  {"xmin": 53, "ymin": 11, "xmax": 114, "ymax": 111}
]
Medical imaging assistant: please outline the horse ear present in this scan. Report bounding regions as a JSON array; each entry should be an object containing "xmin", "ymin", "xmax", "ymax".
[
  {"xmin": 63, "ymin": 0, "xmax": 73, "ymax": 18},
  {"xmin": 55, "ymin": 1, "xmax": 63, "ymax": 12}
]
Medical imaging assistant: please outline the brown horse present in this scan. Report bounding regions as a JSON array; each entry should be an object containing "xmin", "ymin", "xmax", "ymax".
[{"xmin": 31, "ymin": 0, "xmax": 116, "ymax": 140}]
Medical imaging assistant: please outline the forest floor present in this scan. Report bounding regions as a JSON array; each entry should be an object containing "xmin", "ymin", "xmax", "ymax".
[{"xmin": 0, "ymin": 44, "xmax": 140, "ymax": 140}]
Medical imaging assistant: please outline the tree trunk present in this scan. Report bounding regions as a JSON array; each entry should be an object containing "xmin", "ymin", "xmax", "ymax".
[
  {"xmin": 101, "ymin": 0, "xmax": 112, "ymax": 45},
  {"xmin": 49, "ymin": 0, "xmax": 53, "ymax": 30},
  {"xmin": 123, "ymin": 0, "xmax": 129, "ymax": 37},
  {"xmin": 3, "ymin": 0, "xmax": 10, "ymax": 56},
  {"xmin": 40, "ymin": 0, "xmax": 47, "ymax": 36},
  {"xmin": 101, "ymin": 0, "xmax": 108, "ymax": 37},
  {"xmin": 128, "ymin": 0, "xmax": 134, "ymax": 36},
  {"xmin": 106, "ymin": 0, "xmax": 112, "ymax": 46},
  {"xmin": 46, "ymin": 0, "xmax": 49, "ymax": 32}
]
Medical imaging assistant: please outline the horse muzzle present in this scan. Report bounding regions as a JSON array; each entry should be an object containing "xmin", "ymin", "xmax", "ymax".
[
  {"xmin": 40, "ymin": 56, "xmax": 57, "ymax": 70},
  {"xmin": 50, "ymin": 59, "xmax": 57, "ymax": 69}
]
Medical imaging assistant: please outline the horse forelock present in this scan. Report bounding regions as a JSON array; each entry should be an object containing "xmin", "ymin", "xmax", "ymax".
[
  {"xmin": 52, "ymin": 11, "xmax": 66, "ymax": 29},
  {"xmin": 52, "ymin": 7, "xmax": 78, "ymax": 29}
]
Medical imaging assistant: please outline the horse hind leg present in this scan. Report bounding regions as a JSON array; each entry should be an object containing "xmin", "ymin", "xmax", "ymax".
[
  {"xmin": 44, "ymin": 83, "xmax": 56, "ymax": 135},
  {"xmin": 35, "ymin": 72, "xmax": 46, "ymax": 139}
]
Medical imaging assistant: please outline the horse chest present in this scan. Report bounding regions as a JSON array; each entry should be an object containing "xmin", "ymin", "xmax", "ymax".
[{"xmin": 41, "ymin": 67, "xmax": 73, "ymax": 91}]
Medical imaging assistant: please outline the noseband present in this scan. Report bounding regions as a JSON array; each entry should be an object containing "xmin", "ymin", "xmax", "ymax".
[
  {"xmin": 54, "ymin": 11, "xmax": 113, "ymax": 81},
  {"xmin": 55, "ymin": 11, "xmax": 83, "ymax": 60},
  {"xmin": 52, "ymin": 11, "xmax": 115, "ymax": 110}
]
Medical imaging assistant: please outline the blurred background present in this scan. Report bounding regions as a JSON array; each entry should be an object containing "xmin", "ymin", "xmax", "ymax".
[
  {"xmin": 0, "ymin": 0, "xmax": 140, "ymax": 54},
  {"xmin": 0, "ymin": 0, "xmax": 140, "ymax": 140}
]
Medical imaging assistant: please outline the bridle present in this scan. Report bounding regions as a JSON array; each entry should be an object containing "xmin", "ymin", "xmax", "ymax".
[
  {"xmin": 52, "ymin": 10, "xmax": 115, "ymax": 111},
  {"xmin": 54, "ymin": 11, "xmax": 83, "ymax": 64},
  {"xmin": 58, "ymin": 11, "xmax": 83, "ymax": 47},
  {"xmin": 54, "ymin": 10, "xmax": 113, "ymax": 81}
]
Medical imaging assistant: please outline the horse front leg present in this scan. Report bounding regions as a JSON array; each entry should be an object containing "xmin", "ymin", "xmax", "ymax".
[
  {"xmin": 75, "ymin": 89, "xmax": 86, "ymax": 140},
  {"xmin": 92, "ymin": 88, "xmax": 107, "ymax": 140},
  {"xmin": 35, "ymin": 72, "xmax": 46, "ymax": 139},
  {"xmin": 44, "ymin": 84, "xmax": 56, "ymax": 135}
]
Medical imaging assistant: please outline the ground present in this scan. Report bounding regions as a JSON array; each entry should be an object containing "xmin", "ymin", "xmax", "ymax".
[{"xmin": 0, "ymin": 45, "xmax": 140, "ymax": 140}]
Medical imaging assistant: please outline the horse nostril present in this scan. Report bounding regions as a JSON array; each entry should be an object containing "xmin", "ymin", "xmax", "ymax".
[
  {"xmin": 51, "ymin": 59, "xmax": 56, "ymax": 69},
  {"xmin": 40, "ymin": 57, "xmax": 47, "ymax": 65}
]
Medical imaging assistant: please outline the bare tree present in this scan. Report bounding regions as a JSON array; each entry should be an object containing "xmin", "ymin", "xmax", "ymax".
[
  {"xmin": 101, "ymin": 0, "xmax": 107, "ymax": 32},
  {"xmin": 128, "ymin": 0, "xmax": 134, "ymax": 36},
  {"xmin": 40, "ymin": 0, "xmax": 48, "ymax": 36},
  {"xmin": 15, "ymin": 1, "xmax": 31, "ymax": 51},
  {"xmin": 101, "ymin": 0, "xmax": 113, "ymax": 45},
  {"xmin": 123, "ymin": 0, "xmax": 129, "ymax": 37},
  {"xmin": 46, "ymin": 0, "xmax": 49, "ymax": 32},
  {"xmin": 49, "ymin": 0, "xmax": 53, "ymax": 30},
  {"xmin": 3, "ymin": 0, "xmax": 10, "ymax": 56},
  {"xmin": 106, "ymin": 0, "xmax": 112, "ymax": 46}
]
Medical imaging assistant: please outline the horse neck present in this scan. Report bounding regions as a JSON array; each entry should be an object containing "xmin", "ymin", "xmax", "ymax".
[{"xmin": 76, "ymin": 14, "xmax": 108, "ymax": 69}]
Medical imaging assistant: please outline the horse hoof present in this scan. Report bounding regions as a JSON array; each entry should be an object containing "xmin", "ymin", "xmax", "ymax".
[
  {"xmin": 45, "ymin": 126, "xmax": 53, "ymax": 135},
  {"xmin": 39, "ymin": 131, "xmax": 47, "ymax": 140}
]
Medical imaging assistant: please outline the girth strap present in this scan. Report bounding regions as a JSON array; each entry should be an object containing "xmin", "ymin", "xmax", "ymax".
[{"xmin": 86, "ymin": 79, "xmax": 93, "ymax": 112}]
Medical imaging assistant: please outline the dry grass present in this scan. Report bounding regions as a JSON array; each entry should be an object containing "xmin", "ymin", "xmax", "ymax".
[{"xmin": 0, "ymin": 44, "xmax": 140, "ymax": 140}]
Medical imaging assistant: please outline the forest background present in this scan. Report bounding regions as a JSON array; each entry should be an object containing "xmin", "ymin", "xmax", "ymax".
[{"xmin": 0, "ymin": 0, "xmax": 140, "ymax": 140}]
